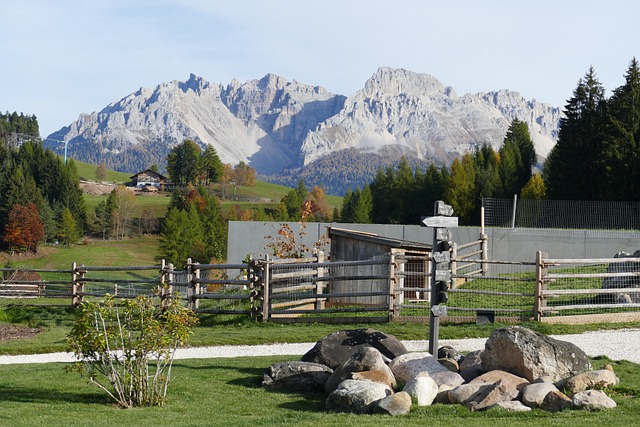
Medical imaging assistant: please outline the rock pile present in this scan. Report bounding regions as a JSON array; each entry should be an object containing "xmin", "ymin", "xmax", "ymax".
[{"xmin": 262, "ymin": 326, "xmax": 620, "ymax": 415}]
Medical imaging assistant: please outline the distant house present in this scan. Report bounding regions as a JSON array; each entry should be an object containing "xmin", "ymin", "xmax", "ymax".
[{"xmin": 129, "ymin": 169, "xmax": 169, "ymax": 189}]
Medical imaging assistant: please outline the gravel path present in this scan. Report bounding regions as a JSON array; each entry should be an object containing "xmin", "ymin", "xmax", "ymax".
[{"xmin": 1, "ymin": 328, "xmax": 639, "ymax": 365}]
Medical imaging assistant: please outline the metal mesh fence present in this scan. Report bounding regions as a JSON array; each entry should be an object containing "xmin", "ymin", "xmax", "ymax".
[
  {"xmin": 483, "ymin": 197, "xmax": 640, "ymax": 230},
  {"xmin": 447, "ymin": 259, "xmax": 537, "ymax": 322},
  {"xmin": 540, "ymin": 256, "xmax": 640, "ymax": 321}
]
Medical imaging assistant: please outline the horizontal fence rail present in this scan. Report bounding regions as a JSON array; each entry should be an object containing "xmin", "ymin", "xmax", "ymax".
[{"xmin": 4, "ymin": 244, "xmax": 639, "ymax": 326}]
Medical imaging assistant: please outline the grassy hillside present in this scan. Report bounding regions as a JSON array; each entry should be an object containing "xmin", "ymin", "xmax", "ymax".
[{"xmin": 71, "ymin": 158, "xmax": 132, "ymax": 183}]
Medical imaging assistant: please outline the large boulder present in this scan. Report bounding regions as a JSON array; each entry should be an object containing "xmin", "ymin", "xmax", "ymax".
[
  {"xmin": 480, "ymin": 326, "xmax": 592, "ymax": 382},
  {"xmin": 324, "ymin": 346, "xmax": 395, "ymax": 393},
  {"xmin": 389, "ymin": 352, "xmax": 465, "ymax": 388},
  {"xmin": 262, "ymin": 361, "xmax": 333, "ymax": 392},
  {"xmin": 325, "ymin": 379, "xmax": 392, "ymax": 414},
  {"xmin": 301, "ymin": 328, "xmax": 408, "ymax": 369}
]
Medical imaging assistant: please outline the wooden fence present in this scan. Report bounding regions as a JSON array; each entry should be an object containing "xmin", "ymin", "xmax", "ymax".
[{"xmin": 3, "ymin": 250, "xmax": 640, "ymax": 325}]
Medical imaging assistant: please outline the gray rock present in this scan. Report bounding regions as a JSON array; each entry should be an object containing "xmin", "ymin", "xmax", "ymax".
[
  {"xmin": 438, "ymin": 345, "xmax": 465, "ymax": 363},
  {"xmin": 403, "ymin": 372, "xmax": 438, "ymax": 406},
  {"xmin": 325, "ymin": 379, "xmax": 392, "ymax": 414},
  {"xmin": 389, "ymin": 352, "xmax": 465, "ymax": 388},
  {"xmin": 262, "ymin": 361, "xmax": 333, "ymax": 392},
  {"xmin": 324, "ymin": 346, "xmax": 395, "ymax": 393},
  {"xmin": 459, "ymin": 349, "xmax": 484, "ymax": 382},
  {"xmin": 521, "ymin": 382, "xmax": 559, "ymax": 408},
  {"xmin": 302, "ymin": 328, "xmax": 408, "ymax": 370},
  {"xmin": 448, "ymin": 383, "xmax": 494, "ymax": 405},
  {"xmin": 480, "ymin": 326, "xmax": 592, "ymax": 382},
  {"xmin": 572, "ymin": 390, "xmax": 617, "ymax": 411},
  {"xmin": 373, "ymin": 391, "xmax": 412, "ymax": 415}
]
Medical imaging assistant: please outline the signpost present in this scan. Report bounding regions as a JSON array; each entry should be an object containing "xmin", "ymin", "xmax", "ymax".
[{"xmin": 421, "ymin": 201, "xmax": 457, "ymax": 356}]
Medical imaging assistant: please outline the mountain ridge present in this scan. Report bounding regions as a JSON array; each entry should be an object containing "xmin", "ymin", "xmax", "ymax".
[{"xmin": 44, "ymin": 67, "xmax": 562, "ymax": 194}]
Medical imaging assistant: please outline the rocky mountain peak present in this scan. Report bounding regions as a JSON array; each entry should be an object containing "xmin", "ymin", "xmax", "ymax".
[{"xmin": 44, "ymin": 67, "xmax": 562, "ymax": 194}]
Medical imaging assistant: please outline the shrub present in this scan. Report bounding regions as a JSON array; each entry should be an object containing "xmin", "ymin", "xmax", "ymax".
[{"xmin": 66, "ymin": 294, "xmax": 198, "ymax": 408}]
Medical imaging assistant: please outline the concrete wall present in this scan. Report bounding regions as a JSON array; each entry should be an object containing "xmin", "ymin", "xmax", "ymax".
[{"xmin": 227, "ymin": 221, "xmax": 640, "ymax": 263}]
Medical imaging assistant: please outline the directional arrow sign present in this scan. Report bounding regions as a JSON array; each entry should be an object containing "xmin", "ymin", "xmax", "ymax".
[
  {"xmin": 435, "ymin": 201, "xmax": 454, "ymax": 216},
  {"xmin": 421, "ymin": 216, "xmax": 458, "ymax": 228},
  {"xmin": 431, "ymin": 305, "xmax": 448, "ymax": 317}
]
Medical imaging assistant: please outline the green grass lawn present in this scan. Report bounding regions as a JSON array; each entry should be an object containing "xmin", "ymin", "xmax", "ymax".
[
  {"xmin": 0, "ymin": 356, "xmax": 637, "ymax": 427},
  {"xmin": 72, "ymin": 159, "xmax": 132, "ymax": 183}
]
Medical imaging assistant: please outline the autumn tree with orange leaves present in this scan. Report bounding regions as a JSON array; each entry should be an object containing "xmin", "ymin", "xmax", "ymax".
[{"xmin": 2, "ymin": 203, "xmax": 44, "ymax": 253}]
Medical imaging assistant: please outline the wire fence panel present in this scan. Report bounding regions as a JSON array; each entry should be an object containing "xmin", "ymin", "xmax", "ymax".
[
  {"xmin": 539, "ymin": 255, "xmax": 640, "ymax": 323},
  {"xmin": 447, "ymin": 259, "xmax": 537, "ymax": 322},
  {"xmin": 483, "ymin": 197, "xmax": 640, "ymax": 230}
]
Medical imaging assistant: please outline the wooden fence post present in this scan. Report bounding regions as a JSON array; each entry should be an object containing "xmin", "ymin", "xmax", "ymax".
[
  {"xmin": 534, "ymin": 251, "xmax": 547, "ymax": 321},
  {"xmin": 261, "ymin": 255, "xmax": 271, "ymax": 322},
  {"xmin": 186, "ymin": 258, "xmax": 194, "ymax": 310},
  {"xmin": 72, "ymin": 264, "xmax": 85, "ymax": 308},
  {"xmin": 315, "ymin": 250, "xmax": 325, "ymax": 310},
  {"xmin": 193, "ymin": 262, "xmax": 200, "ymax": 310},
  {"xmin": 388, "ymin": 251, "xmax": 397, "ymax": 321},
  {"xmin": 71, "ymin": 262, "xmax": 77, "ymax": 307}
]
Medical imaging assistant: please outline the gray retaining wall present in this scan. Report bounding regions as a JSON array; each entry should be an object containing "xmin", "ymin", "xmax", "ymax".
[{"xmin": 227, "ymin": 221, "xmax": 640, "ymax": 263}]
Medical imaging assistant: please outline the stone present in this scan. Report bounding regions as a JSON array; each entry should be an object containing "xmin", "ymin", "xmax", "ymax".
[
  {"xmin": 559, "ymin": 368, "xmax": 620, "ymax": 394},
  {"xmin": 389, "ymin": 352, "xmax": 465, "ymax": 388},
  {"xmin": 480, "ymin": 326, "xmax": 592, "ymax": 382},
  {"xmin": 434, "ymin": 384, "xmax": 454, "ymax": 404},
  {"xmin": 438, "ymin": 345, "xmax": 465, "ymax": 363},
  {"xmin": 487, "ymin": 400, "xmax": 532, "ymax": 412},
  {"xmin": 324, "ymin": 346, "xmax": 396, "ymax": 393},
  {"xmin": 438, "ymin": 358, "xmax": 459, "ymax": 373},
  {"xmin": 403, "ymin": 372, "xmax": 438, "ymax": 406},
  {"xmin": 372, "ymin": 391, "xmax": 412, "ymax": 415},
  {"xmin": 469, "ymin": 370, "xmax": 530, "ymax": 392},
  {"xmin": 302, "ymin": 328, "xmax": 408, "ymax": 370},
  {"xmin": 262, "ymin": 361, "xmax": 333, "ymax": 392},
  {"xmin": 448, "ymin": 383, "xmax": 494, "ymax": 405},
  {"xmin": 325, "ymin": 379, "xmax": 392, "ymax": 414},
  {"xmin": 521, "ymin": 382, "xmax": 559, "ymax": 408},
  {"xmin": 467, "ymin": 379, "xmax": 520, "ymax": 412},
  {"xmin": 572, "ymin": 390, "xmax": 617, "ymax": 411},
  {"xmin": 539, "ymin": 390, "xmax": 573, "ymax": 412},
  {"xmin": 351, "ymin": 370, "xmax": 396, "ymax": 389},
  {"xmin": 459, "ymin": 349, "xmax": 484, "ymax": 382}
]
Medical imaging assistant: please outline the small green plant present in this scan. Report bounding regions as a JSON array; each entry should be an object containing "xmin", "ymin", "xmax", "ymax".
[{"xmin": 66, "ymin": 293, "xmax": 198, "ymax": 408}]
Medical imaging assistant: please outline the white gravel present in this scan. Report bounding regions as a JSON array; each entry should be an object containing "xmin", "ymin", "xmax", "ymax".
[{"xmin": 1, "ymin": 328, "xmax": 639, "ymax": 365}]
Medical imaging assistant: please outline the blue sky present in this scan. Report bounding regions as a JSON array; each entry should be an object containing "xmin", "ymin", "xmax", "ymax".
[{"xmin": 2, "ymin": 0, "xmax": 638, "ymax": 137}]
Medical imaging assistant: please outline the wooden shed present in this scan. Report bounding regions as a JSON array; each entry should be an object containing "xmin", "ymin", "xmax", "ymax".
[{"xmin": 327, "ymin": 227, "xmax": 431, "ymax": 307}]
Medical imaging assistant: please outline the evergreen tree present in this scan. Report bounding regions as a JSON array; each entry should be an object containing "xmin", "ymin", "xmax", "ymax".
[
  {"xmin": 604, "ymin": 58, "xmax": 640, "ymax": 199},
  {"xmin": 167, "ymin": 139, "xmax": 201, "ymax": 186},
  {"xmin": 521, "ymin": 173, "xmax": 547, "ymax": 199},
  {"xmin": 352, "ymin": 185, "xmax": 373, "ymax": 223},
  {"xmin": 544, "ymin": 67, "xmax": 607, "ymax": 199},
  {"xmin": 200, "ymin": 145, "xmax": 224, "ymax": 184}
]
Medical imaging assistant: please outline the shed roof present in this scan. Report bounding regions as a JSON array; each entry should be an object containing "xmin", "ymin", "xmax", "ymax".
[{"xmin": 327, "ymin": 227, "xmax": 431, "ymax": 251}]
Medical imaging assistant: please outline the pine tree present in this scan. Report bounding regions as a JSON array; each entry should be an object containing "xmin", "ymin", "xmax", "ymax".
[
  {"xmin": 544, "ymin": 67, "xmax": 607, "ymax": 200},
  {"xmin": 58, "ymin": 207, "xmax": 79, "ymax": 246},
  {"xmin": 604, "ymin": 58, "xmax": 640, "ymax": 199}
]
